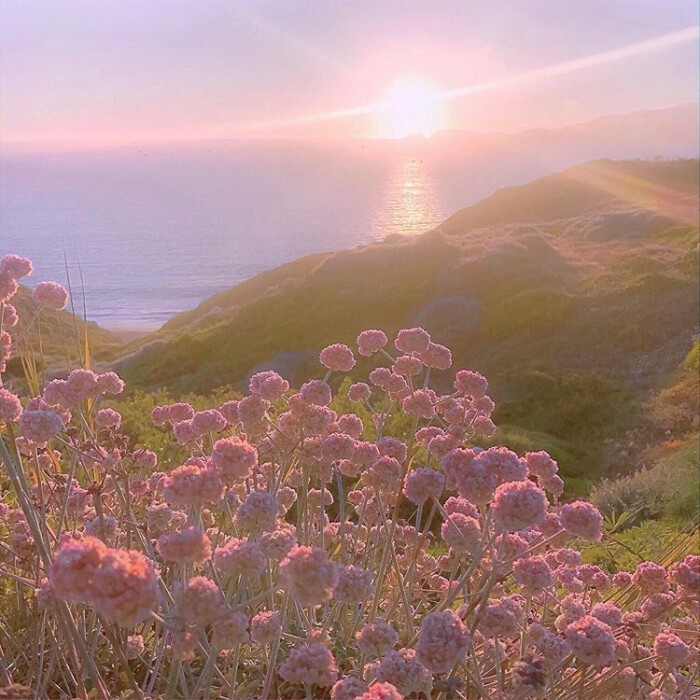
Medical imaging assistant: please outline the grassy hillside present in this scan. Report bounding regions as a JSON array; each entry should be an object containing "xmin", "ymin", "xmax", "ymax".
[
  {"xmin": 6, "ymin": 286, "xmax": 122, "ymax": 384},
  {"xmin": 117, "ymin": 158, "xmax": 699, "ymax": 483}
]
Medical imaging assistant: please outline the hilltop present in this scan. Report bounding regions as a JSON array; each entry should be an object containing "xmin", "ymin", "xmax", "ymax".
[{"xmin": 116, "ymin": 158, "xmax": 699, "ymax": 483}]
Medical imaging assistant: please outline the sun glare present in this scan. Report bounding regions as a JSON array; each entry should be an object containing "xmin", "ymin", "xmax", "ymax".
[{"xmin": 379, "ymin": 79, "xmax": 443, "ymax": 138}]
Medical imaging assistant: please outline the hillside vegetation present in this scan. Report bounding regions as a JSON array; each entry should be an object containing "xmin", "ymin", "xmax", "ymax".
[{"xmin": 116, "ymin": 159, "xmax": 699, "ymax": 483}]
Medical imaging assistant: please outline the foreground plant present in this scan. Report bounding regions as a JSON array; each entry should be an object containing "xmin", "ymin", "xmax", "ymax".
[{"xmin": 0, "ymin": 253, "xmax": 698, "ymax": 699}]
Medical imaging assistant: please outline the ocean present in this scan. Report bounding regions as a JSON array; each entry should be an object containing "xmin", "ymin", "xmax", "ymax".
[{"xmin": 0, "ymin": 135, "xmax": 619, "ymax": 329}]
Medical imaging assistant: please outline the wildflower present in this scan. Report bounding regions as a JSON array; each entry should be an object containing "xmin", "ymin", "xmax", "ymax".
[
  {"xmin": 333, "ymin": 565, "xmax": 374, "ymax": 604},
  {"xmin": 259, "ymin": 523, "xmax": 297, "ymax": 560},
  {"xmin": 0, "ymin": 273, "xmax": 18, "ymax": 303},
  {"xmin": 89, "ymin": 548, "xmax": 159, "ymax": 627},
  {"xmin": 0, "ymin": 388, "xmax": 22, "ymax": 422},
  {"xmin": 415, "ymin": 610, "xmax": 472, "ymax": 673},
  {"xmin": 251, "ymin": 610, "xmax": 281, "ymax": 644},
  {"xmin": 420, "ymin": 341, "xmax": 452, "ymax": 370},
  {"xmin": 338, "ymin": 413, "xmax": 363, "ymax": 438},
  {"xmin": 453, "ymin": 369, "xmax": 488, "ymax": 398},
  {"xmin": 2, "ymin": 304, "xmax": 18, "ymax": 327},
  {"xmin": 331, "ymin": 676, "xmax": 368, "ymax": 700},
  {"xmin": 403, "ymin": 467, "xmax": 445, "ymax": 505},
  {"xmin": 612, "ymin": 571, "xmax": 633, "ymax": 588},
  {"xmin": 491, "ymin": 480, "xmax": 548, "ymax": 532},
  {"xmin": 33, "ymin": 281, "xmax": 69, "ymax": 310},
  {"xmin": 125, "ymin": 635, "xmax": 145, "ymax": 660},
  {"xmin": 49, "ymin": 535, "xmax": 107, "ymax": 603},
  {"xmin": 394, "ymin": 327, "xmax": 431, "ymax": 355},
  {"xmin": 191, "ymin": 409, "xmax": 227, "ymax": 435},
  {"xmin": 279, "ymin": 545, "xmax": 338, "ymax": 606},
  {"xmin": 320, "ymin": 343, "xmax": 356, "ymax": 372},
  {"xmin": 355, "ymin": 620, "xmax": 398, "ymax": 658},
  {"xmin": 441, "ymin": 513, "xmax": 481, "ymax": 554},
  {"xmin": 96, "ymin": 371, "xmax": 125, "ymax": 395},
  {"xmin": 402, "ymin": 390, "xmax": 436, "ymax": 419},
  {"xmin": 212, "ymin": 436, "xmax": 257, "ymax": 484},
  {"xmin": 235, "ymin": 492, "xmax": 279, "ymax": 532},
  {"xmin": 321, "ymin": 433, "xmax": 356, "ymax": 462},
  {"xmin": 477, "ymin": 600, "xmax": 519, "ymax": 638},
  {"xmin": 172, "ymin": 419, "xmax": 195, "ymax": 445},
  {"xmin": 393, "ymin": 354, "xmax": 423, "ymax": 377},
  {"xmin": 375, "ymin": 648, "xmax": 432, "ymax": 697},
  {"xmin": 591, "ymin": 602, "xmax": 623, "ymax": 629},
  {"xmin": 156, "ymin": 527, "xmax": 211, "ymax": 564},
  {"xmin": 301, "ymin": 379, "xmax": 333, "ymax": 405},
  {"xmin": 95, "ymin": 408, "xmax": 121, "ymax": 429},
  {"xmin": 563, "ymin": 616, "xmax": 616, "ymax": 667},
  {"xmin": 633, "ymin": 561, "xmax": 670, "ymax": 595},
  {"xmin": 18, "ymin": 409, "xmax": 64, "ymax": 445},
  {"xmin": 279, "ymin": 642, "xmax": 338, "ymax": 688},
  {"xmin": 357, "ymin": 329, "xmax": 388, "ymax": 356},
  {"xmin": 511, "ymin": 657, "xmax": 545, "ymax": 696},
  {"xmin": 672, "ymin": 554, "xmax": 700, "ymax": 594},
  {"xmin": 178, "ymin": 576, "xmax": 226, "ymax": 626},
  {"xmin": 213, "ymin": 538, "xmax": 265, "ymax": 578},
  {"xmin": 213, "ymin": 611, "xmax": 250, "ymax": 649},
  {"xmin": 162, "ymin": 459, "xmax": 224, "ymax": 507},
  {"xmin": 559, "ymin": 501, "xmax": 603, "ymax": 541},
  {"xmin": 512, "ymin": 556, "xmax": 554, "ymax": 593},
  {"xmin": 359, "ymin": 683, "xmax": 403, "ymax": 700},
  {"xmin": 249, "ymin": 370, "xmax": 289, "ymax": 400},
  {"xmin": 444, "ymin": 496, "xmax": 480, "ymax": 519},
  {"xmin": 524, "ymin": 450, "xmax": 559, "ymax": 479},
  {"xmin": 365, "ymin": 456, "xmax": 403, "ymax": 492},
  {"xmin": 1, "ymin": 254, "xmax": 34, "ymax": 279},
  {"xmin": 348, "ymin": 382, "xmax": 372, "ymax": 402}
]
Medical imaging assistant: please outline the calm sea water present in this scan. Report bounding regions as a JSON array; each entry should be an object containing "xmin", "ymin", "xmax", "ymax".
[{"xmin": 0, "ymin": 138, "xmax": 558, "ymax": 329}]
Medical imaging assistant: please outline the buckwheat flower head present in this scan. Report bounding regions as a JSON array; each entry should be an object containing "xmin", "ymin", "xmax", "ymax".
[
  {"xmin": 213, "ymin": 611, "xmax": 249, "ymax": 649},
  {"xmin": 300, "ymin": 379, "xmax": 333, "ymax": 406},
  {"xmin": 333, "ymin": 565, "xmax": 374, "ymax": 604},
  {"xmin": 49, "ymin": 535, "xmax": 107, "ymax": 603},
  {"xmin": 166, "ymin": 402, "xmax": 195, "ymax": 423},
  {"xmin": 455, "ymin": 457, "xmax": 499, "ymax": 505},
  {"xmin": 491, "ymin": 480, "xmax": 548, "ymax": 532},
  {"xmin": 355, "ymin": 620, "xmax": 398, "ymax": 659},
  {"xmin": 1, "ymin": 254, "xmax": 34, "ymax": 279},
  {"xmin": 96, "ymin": 371, "xmax": 125, "ymax": 395},
  {"xmin": 672, "ymin": 554, "xmax": 700, "ymax": 594},
  {"xmin": 191, "ymin": 409, "xmax": 227, "ymax": 435},
  {"xmin": 365, "ymin": 456, "xmax": 403, "ymax": 492},
  {"xmin": 156, "ymin": 527, "xmax": 211, "ymax": 564},
  {"xmin": 234, "ymin": 491, "xmax": 279, "ymax": 532},
  {"xmin": 237, "ymin": 394, "xmax": 270, "ymax": 432},
  {"xmin": 213, "ymin": 537, "xmax": 265, "ymax": 578},
  {"xmin": 163, "ymin": 459, "xmax": 224, "ymax": 507},
  {"xmin": 33, "ymin": 281, "xmax": 69, "ymax": 310},
  {"xmin": 375, "ymin": 649, "xmax": 432, "ymax": 697},
  {"xmin": 178, "ymin": 576, "xmax": 226, "ymax": 626},
  {"xmin": 393, "ymin": 354, "xmax": 423, "ymax": 377},
  {"xmin": 359, "ymin": 682, "xmax": 403, "ymax": 700},
  {"xmin": 512, "ymin": 556, "xmax": 553, "ymax": 593},
  {"xmin": 559, "ymin": 501, "xmax": 603, "ymax": 541},
  {"xmin": 528, "ymin": 623, "xmax": 571, "ymax": 664},
  {"xmin": 0, "ymin": 388, "xmax": 22, "ymax": 422},
  {"xmin": 133, "ymin": 448, "xmax": 158, "ymax": 469},
  {"xmin": 212, "ymin": 436, "xmax": 257, "ymax": 484},
  {"xmin": 654, "ymin": 632, "xmax": 691, "ymax": 668},
  {"xmin": 477, "ymin": 600, "xmax": 519, "ymax": 638},
  {"xmin": 2, "ymin": 304, "xmax": 18, "ymax": 328},
  {"xmin": 402, "ymin": 390, "xmax": 436, "ymax": 419},
  {"xmin": 440, "ymin": 447, "xmax": 476, "ymax": 488},
  {"xmin": 420, "ymin": 341, "xmax": 452, "ymax": 370},
  {"xmin": 218, "ymin": 399, "xmax": 239, "ymax": 424},
  {"xmin": 331, "ymin": 676, "xmax": 368, "ymax": 700},
  {"xmin": 524, "ymin": 450, "xmax": 559, "ymax": 479},
  {"xmin": 172, "ymin": 419, "xmax": 195, "ymax": 445},
  {"xmin": 348, "ymin": 382, "xmax": 372, "ymax": 402},
  {"xmin": 511, "ymin": 657, "xmax": 545, "ymax": 696},
  {"xmin": 0, "ymin": 272, "xmax": 18, "ymax": 303},
  {"xmin": 18, "ymin": 409, "xmax": 64, "ymax": 445},
  {"xmin": 259, "ymin": 522, "xmax": 297, "ymax": 560},
  {"xmin": 89, "ymin": 548, "xmax": 159, "ymax": 628},
  {"xmin": 95, "ymin": 408, "xmax": 121, "ymax": 430},
  {"xmin": 394, "ymin": 327, "xmax": 430, "ymax": 354},
  {"xmin": 249, "ymin": 370, "xmax": 289, "ymax": 400},
  {"xmin": 477, "ymin": 446, "xmax": 527, "ymax": 484},
  {"xmin": 403, "ymin": 467, "xmax": 445, "ymax": 505},
  {"xmin": 279, "ymin": 643, "xmax": 338, "ymax": 688},
  {"xmin": 415, "ymin": 610, "xmax": 472, "ymax": 673},
  {"xmin": 591, "ymin": 602, "xmax": 623, "ymax": 629},
  {"xmin": 454, "ymin": 369, "xmax": 488, "ymax": 398},
  {"xmin": 633, "ymin": 561, "xmax": 670, "ymax": 595},
  {"xmin": 441, "ymin": 513, "xmax": 481, "ymax": 554},
  {"xmin": 279, "ymin": 545, "xmax": 338, "ymax": 606},
  {"xmin": 612, "ymin": 571, "xmax": 634, "ymax": 589},
  {"xmin": 338, "ymin": 413, "xmax": 364, "ymax": 438},
  {"xmin": 563, "ymin": 616, "xmax": 616, "ymax": 667},
  {"xmin": 357, "ymin": 329, "xmax": 388, "ymax": 356},
  {"xmin": 251, "ymin": 610, "xmax": 281, "ymax": 644},
  {"xmin": 320, "ymin": 343, "xmax": 356, "ymax": 372},
  {"xmin": 321, "ymin": 433, "xmax": 356, "ymax": 462}
]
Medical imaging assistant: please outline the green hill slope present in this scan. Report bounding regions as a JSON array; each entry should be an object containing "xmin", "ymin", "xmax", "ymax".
[{"xmin": 117, "ymin": 158, "xmax": 699, "ymax": 483}]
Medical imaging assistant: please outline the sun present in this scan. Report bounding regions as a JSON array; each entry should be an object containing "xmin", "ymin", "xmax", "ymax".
[{"xmin": 379, "ymin": 79, "xmax": 443, "ymax": 138}]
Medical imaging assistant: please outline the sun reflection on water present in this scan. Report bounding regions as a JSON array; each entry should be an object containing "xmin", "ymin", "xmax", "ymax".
[{"xmin": 373, "ymin": 158, "xmax": 443, "ymax": 239}]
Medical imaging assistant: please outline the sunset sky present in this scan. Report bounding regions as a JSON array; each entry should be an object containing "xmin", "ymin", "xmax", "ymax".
[{"xmin": 1, "ymin": 0, "xmax": 698, "ymax": 146}]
